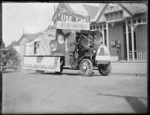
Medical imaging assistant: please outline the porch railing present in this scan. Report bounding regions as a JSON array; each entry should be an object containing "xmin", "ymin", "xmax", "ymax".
[{"xmin": 129, "ymin": 51, "xmax": 147, "ymax": 61}]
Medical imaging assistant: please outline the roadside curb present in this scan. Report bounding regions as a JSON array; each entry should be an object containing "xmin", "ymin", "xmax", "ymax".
[{"xmin": 111, "ymin": 73, "xmax": 147, "ymax": 76}]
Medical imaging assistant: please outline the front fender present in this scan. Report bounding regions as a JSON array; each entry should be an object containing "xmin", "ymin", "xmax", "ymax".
[
  {"xmin": 78, "ymin": 52, "xmax": 94, "ymax": 63},
  {"xmin": 83, "ymin": 52, "xmax": 95, "ymax": 60}
]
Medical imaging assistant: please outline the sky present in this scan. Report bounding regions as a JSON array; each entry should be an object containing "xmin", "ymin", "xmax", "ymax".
[
  {"xmin": 2, "ymin": 3, "xmax": 99, "ymax": 46},
  {"xmin": 2, "ymin": 3, "xmax": 58, "ymax": 46}
]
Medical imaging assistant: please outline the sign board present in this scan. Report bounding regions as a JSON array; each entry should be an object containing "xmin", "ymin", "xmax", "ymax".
[
  {"xmin": 56, "ymin": 8, "xmax": 90, "ymax": 30},
  {"xmin": 24, "ymin": 56, "xmax": 60, "ymax": 72}
]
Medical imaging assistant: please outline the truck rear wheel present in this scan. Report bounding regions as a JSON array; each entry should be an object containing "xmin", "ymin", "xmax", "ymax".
[
  {"xmin": 79, "ymin": 59, "xmax": 93, "ymax": 77},
  {"xmin": 98, "ymin": 63, "xmax": 112, "ymax": 76}
]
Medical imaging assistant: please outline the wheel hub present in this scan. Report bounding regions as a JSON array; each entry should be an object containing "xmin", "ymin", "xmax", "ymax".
[
  {"xmin": 83, "ymin": 65, "xmax": 87, "ymax": 70},
  {"xmin": 80, "ymin": 59, "xmax": 93, "ymax": 77}
]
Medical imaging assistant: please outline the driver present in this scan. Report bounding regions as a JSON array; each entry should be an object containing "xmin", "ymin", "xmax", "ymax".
[{"xmin": 79, "ymin": 34, "xmax": 87, "ymax": 48}]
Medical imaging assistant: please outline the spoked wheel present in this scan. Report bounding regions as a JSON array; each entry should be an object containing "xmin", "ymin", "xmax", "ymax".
[
  {"xmin": 98, "ymin": 63, "xmax": 112, "ymax": 76},
  {"xmin": 79, "ymin": 59, "xmax": 93, "ymax": 77}
]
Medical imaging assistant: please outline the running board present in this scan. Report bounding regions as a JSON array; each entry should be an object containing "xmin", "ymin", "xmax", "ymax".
[{"xmin": 63, "ymin": 66, "xmax": 98, "ymax": 70}]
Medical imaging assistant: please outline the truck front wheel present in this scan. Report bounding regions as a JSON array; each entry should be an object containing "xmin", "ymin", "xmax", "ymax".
[
  {"xmin": 98, "ymin": 63, "xmax": 112, "ymax": 76},
  {"xmin": 79, "ymin": 59, "xmax": 93, "ymax": 77}
]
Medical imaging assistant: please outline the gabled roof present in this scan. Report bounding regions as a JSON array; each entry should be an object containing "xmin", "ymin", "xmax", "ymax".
[
  {"xmin": 91, "ymin": 3, "xmax": 107, "ymax": 22},
  {"xmin": 41, "ymin": 26, "xmax": 55, "ymax": 37},
  {"xmin": 65, "ymin": 3, "xmax": 89, "ymax": 16},
  {"xmin": 19, "ymin": 33, "xmax": 40, "ymax": 43},
  {"xmin": 52, "ymin": 3, "xmax": 90, "ymax": 22},
  {"xmin": 82, "ymin": 4, "xmax": 99, "ymax": 21},
  {"xmin": 92, "ymin": 3, "xmax": 147, "ymax": 23},
  {"xmin": 120, "ymin": 3, "xmax": 147, "ymax": 15}
]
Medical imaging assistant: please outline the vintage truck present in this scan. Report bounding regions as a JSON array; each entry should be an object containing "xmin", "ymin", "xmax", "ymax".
[
  {"xmin": 23, "ymin": 5, "xmax": 111, "ymax": 76},
  {"xmin": 24, "ymin": 29, "xmax": 111, "ymax": 76}
]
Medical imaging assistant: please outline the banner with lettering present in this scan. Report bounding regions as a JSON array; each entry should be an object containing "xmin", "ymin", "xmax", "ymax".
[
  {"xmin": 56, "ymin": 5, "xmax": 90, "ymax": 30},
  {"xmin": 24, "ymin": 56, "xmax": 60, "ymax": 72}
]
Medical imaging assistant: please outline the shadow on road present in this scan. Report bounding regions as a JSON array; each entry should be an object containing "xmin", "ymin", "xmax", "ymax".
[
  {"xmin": 125, "ymin": 96, "xmax": 147, "ymax": 113},
  {"xmin": 97, "ymin": 93, "xmax": 147, "ymax": 113}
]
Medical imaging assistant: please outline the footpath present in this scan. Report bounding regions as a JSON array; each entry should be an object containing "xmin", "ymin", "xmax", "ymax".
[{"xmin": 111, "ymin": 60, "xmax": 147, "ymax": 76}]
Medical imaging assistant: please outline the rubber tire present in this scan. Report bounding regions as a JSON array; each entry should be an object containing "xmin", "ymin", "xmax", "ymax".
[
  {"xmin": 98, "ymin": 63, "xmax": 112, "ymax": 76},
  {"xmin": 79, "ymin": 59, "xmax": 93, "ymax": 77}
]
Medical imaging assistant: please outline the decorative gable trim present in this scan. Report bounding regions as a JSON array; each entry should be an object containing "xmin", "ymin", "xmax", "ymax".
[
  {"xmin": 119, "ymin": 3, "xmax": 133, "ymax": 17},
  {"xmin": 96, "ymin": 4, "xmax": 108, "ymax": 23},
  {"xmin": 97, "ymin": 3, "xmax": 133, "ymax": 23}
]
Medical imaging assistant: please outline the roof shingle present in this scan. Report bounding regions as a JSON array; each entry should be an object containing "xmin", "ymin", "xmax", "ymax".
[
  {"xmin": 120, "ymin": 3, "xmax": 147, "ymax": 15},
  {"xmin": 64, "ymin": 3, "xmax": 89, "ymax": 16}
]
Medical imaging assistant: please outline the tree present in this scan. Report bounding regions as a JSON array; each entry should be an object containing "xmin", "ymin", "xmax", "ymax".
[{"xmin": 5, "ymin": 41, "xmax": 21, "ymax": 70}]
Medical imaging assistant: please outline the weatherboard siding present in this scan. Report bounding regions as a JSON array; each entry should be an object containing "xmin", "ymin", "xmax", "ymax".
[{"xmin": 136, "ymin": 24, "xmax": 147, "ymax": 52}]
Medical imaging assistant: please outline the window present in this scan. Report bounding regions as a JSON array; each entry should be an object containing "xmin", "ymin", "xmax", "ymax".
[
  {"xmin": 97, "ymin": 25, "xmax": 99, "ymax": 30},
  {"xmin": 34, "ymin": 41, "xmax": 40, "ymax": 54},
  {"xmin": 93, "ymin": 25, "xmax": 95, "ymax": 30},
  {"xmin": 105, "ymin": 11, "xmax": 123, "ymax": 21},
  {"xmin": 90, "ymin": 26, "xmax": 92, "ymax": 30},
  {"xmin": 133, "ymin": 18, "xmax": 136, "ymax": 24}
]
